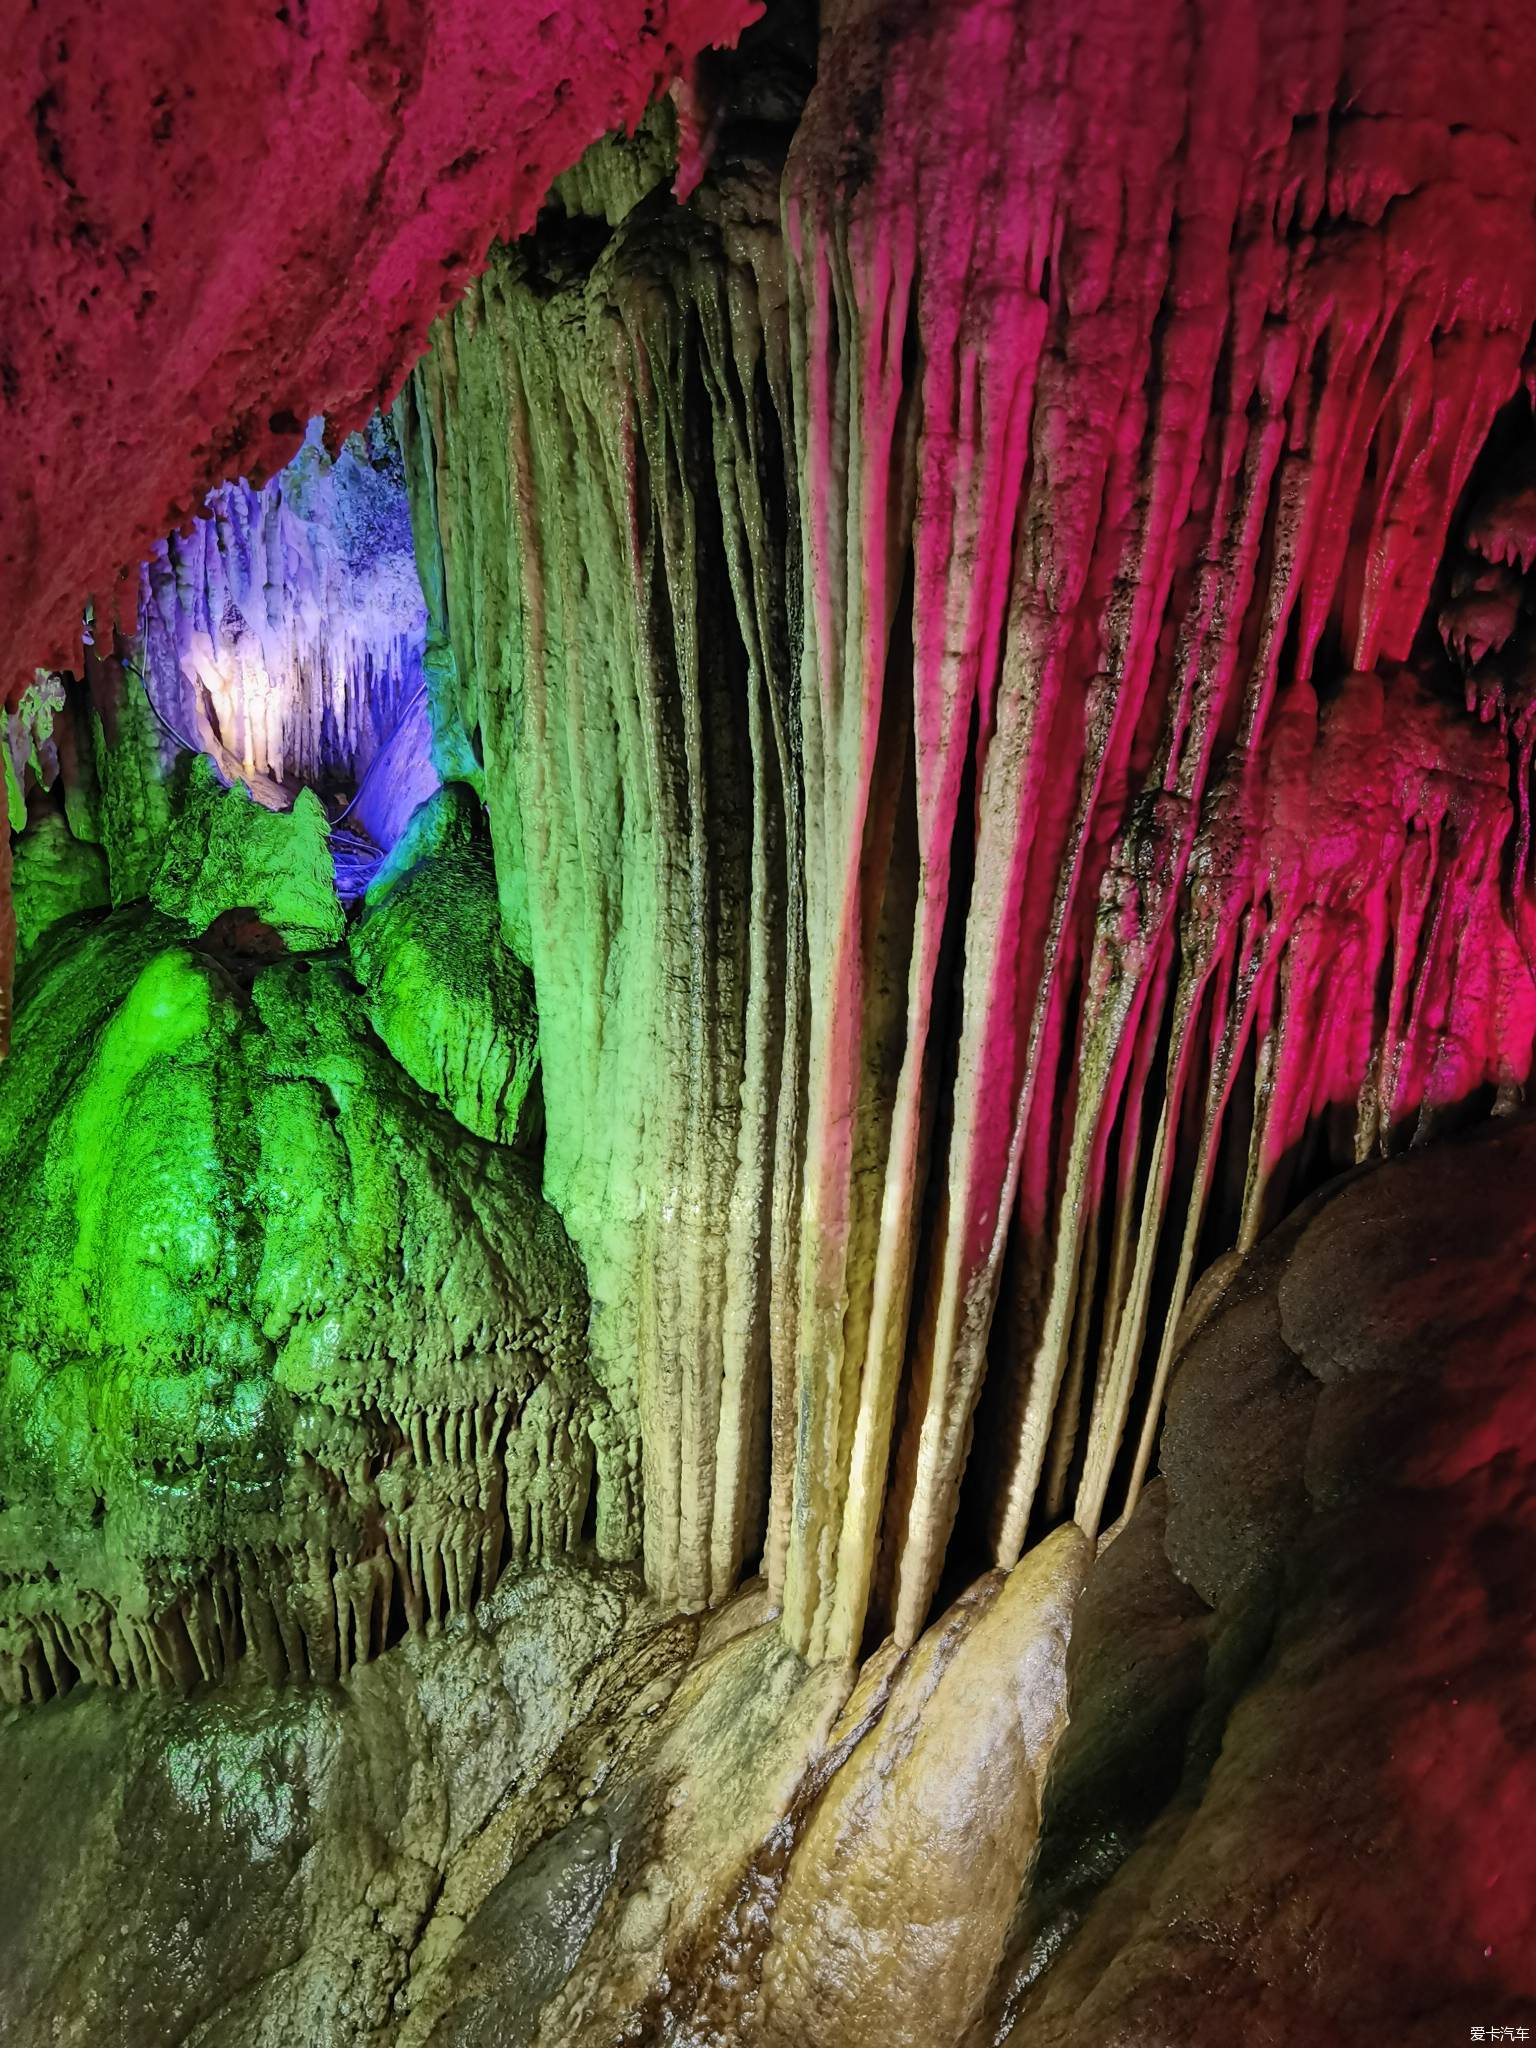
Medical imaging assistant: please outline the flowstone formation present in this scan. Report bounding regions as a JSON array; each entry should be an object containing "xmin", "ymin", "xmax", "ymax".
[
  {"xmin": 350, "ymin": 784, "xmax": 541, "ymax": 1147},
  {"xmin": 991, "ymin": 1111, "xmax": 1536, "ymax": 2044},
  {"xmin": 400, "ymin": 0, "xmax": 1536, "ymax": 1663},
  {"xmin": 7, "ymin": 806, "xmax": 109, "ymax": 963},
  {"xmin": 0, "ymin": 1563, "xmax": 698, "ymax": 2044},
  {"xmin": 0, "ymin": 900, "xmax": 593, "ymax": 1705},
  {"xmin": 150, "ymin": 755, "xmax": 345, "ymax": 951}
]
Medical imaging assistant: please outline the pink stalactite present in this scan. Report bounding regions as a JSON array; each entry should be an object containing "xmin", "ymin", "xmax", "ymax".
[{"xmin": 769, "ymin": 0, "xmax": 1536, "ymax": 1657}]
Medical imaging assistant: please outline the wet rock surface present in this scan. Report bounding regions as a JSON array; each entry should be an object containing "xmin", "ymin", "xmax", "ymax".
[
  {"xmin": 350, "ymin": 786, "xmax": 541, "ymax": 1148},
  {"xmin": 0, "ymin": 1564, "xmax": 695, "ymax": 2048},
  {"xmin": 759, "ymin": 1525, "xmax": 1088, "ymax": 2048},
  {"xmin": 994, "ymin": 1114, "xmax": 1536, "ymax": 2045},
  {"xmin": 5, "ymin": 1096, "xmax": 1536, "ymax": 2046},
  {"xmin": 0, "ymin": 1538, "xmax": 1086, "ymax": 2045}
]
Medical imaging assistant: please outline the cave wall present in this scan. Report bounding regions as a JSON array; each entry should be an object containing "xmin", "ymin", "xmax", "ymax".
[
  {"xmin": 398, "ymin": 162, "xmax": 800, "ymax": 1596},
  {"xmin": 402, "ymin": 0, "xmax": 1536, "ymax": 1661},
  {"xmin": 5, "ymin": 1114, "xmax": 1532, "ymax": 2039},
  {"xmin": 7, "ymin": 0, "xmax": 1536, "ymax": 1680},
  {"xmin": 3, "ymin": 1, "xmax": 1536, "ymax": 2035},
  {"xmin": 0, "ymin": 0, "xmax": 758, "ymax": 1042}
]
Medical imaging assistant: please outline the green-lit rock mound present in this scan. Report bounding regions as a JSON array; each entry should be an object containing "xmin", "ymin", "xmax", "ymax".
[
  {"xmin": 350, "ymin": 784, "xmax": 541, "ymax": 1146},
  {"xmin": 9, "ymin": 807, "xmax": 110, "ymax": 964},
  {"xmin": 0, "ymin": 908, "xmax": 596, "ymax": 1706},
  {"xmin": 150, "ymin": 753, "xmax": 345, "ymax": 952}
]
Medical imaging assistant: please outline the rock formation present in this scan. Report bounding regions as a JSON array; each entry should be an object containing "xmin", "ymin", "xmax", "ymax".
[
  {"xmin": 398, "ymin": 0, "xmax": 1536, "ymax": 1665},
  {"xmin": 350, "ymin": 784, "xmax": 542, "ymax": 1147},
  {"xmin": 4, "ymin": 0, "xmax": 1536, "ymax": 2039},
  {"xmin": 5, "ymin": 1119, "xmax": 1534, "ymax": 2039},
  {"xmin": 0, "ymin": 903, "xmax": 592, "ymax": 1705},
  {"xmin": 0, "ymin": 0, "xmax": 757, "ymax": 687},
  {"xmin": 136, "ymin": 415, "xmax": 436, "ymax": 847}
]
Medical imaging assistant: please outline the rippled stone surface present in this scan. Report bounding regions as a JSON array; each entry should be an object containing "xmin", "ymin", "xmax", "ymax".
[{"xmin": 0, "ymin": 908, "xmax": 594, "ymax": 1705}]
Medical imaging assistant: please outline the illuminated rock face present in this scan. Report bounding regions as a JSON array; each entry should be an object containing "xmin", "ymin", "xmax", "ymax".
[
  {"xmin": 994, "ymin": 1112, "xmax": 1536, "ymax": 2045},
  {"xmin": 1, "ymin": 418, "xmax": 440, "ymax": 1048},
  {"xmin": 0, "ymin": 909, "xmax": 592, "ymax": 1704},
  {"xmin": 149, "ymin": 755, "xmax": 345, "ymax": 951},
  {"xmin": 350, "ymin": 783, "xmax": 542, "ymax": 1147},
  {"xmin": 0, "ymin": 1562, "xmax": 697, "ymax": 2041},
  {"xmin": 136, "ymin": 416, "xmax": 437, "ymax": 847},
  {"xmin": 4, "ymin": 0, "xmax": 1536, "ymax": 2035},
  {"xmin": 0, "ymin": 397, "xmax": 563, "ymax": 1705},
  {"xmin": 0, "ymin": 0, "xmax": 758, "ymax": 693},
  {"xmin": 402, "ymin": 0, "xmax": 1536, "ymax": 1662},
  {"xmin": 397, "ymin": 172, "xmax": 800, "ymax": 1594},
  {"xmin": 2, "ymin": 1120, "xmax": 1531, "ymax": 2039}
]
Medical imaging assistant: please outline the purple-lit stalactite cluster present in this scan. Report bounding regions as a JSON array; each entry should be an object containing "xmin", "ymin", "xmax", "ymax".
[
  {"xmin": 0, "ymin": 419, "xmax": 439, "ymax": 1051},
  {"xmin": 136, "ymin": 417, "xmax": 437, "ymax": 856}
]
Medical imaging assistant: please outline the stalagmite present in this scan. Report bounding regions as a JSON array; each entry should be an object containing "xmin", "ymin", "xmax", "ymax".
[
  {"xmin": 349, "ymin": 784, "xmax": 542, "ymax": 1146},
  {"xmin": 0, "ymin": 903, "xmax": 594, "ymax": 1705}
]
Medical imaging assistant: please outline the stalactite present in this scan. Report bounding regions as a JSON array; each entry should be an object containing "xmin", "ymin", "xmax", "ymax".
[
  {"xmin": 135, "ymin": 418, "xmax": 433, "ymax": 842},
  {"xmin": 0, "ymin": 1403, "xmax": 597, "ymax": 1702},
  {"xmin": 783, "ymin": 0, "xmax": 1536, "ymax": 1656},
  {"xmin": 0, "ymin": 1382, "xmax": 592, "ymax": 1706},
  {"xmin": 401, "ymin": 165, "xmax": 802, "ymax": 1604},
  {"xmin": 400, "ymin": 0, "xmax": 1536, "ymax": 1666}
]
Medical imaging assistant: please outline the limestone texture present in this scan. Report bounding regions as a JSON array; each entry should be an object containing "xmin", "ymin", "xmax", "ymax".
[
  {"xmin": 9, "ymin": 805, "xmax": 110, "ymax": 961},
  {"xmin": 0, "ymin": 1533, "xmax": 1085, "ymax": 2045},
  {"xmin": 988, "ymin": 1112, "xmax": 1536, "ymax": 2045},
  {"xmin": 398, "ymin": 154, "xmax": 800, "ymax": 1586},
  {"xmin": 135, "ymin": 414, "xmax": 436, "ymax": 846},
  {"xmin": 150, "ymin": 754, "xmax": 345, "ymax": 952},
  {"xmin": 0, "ymin": 0, "xmax": 758, "ymax": 695},
  {"xmin": 758, "ymin": 1523, "xmax": 1088, "ymax": 2048},
  {"xmin": 399, "ymin": 0, "xmax": 1536, "ymax": 1669},
  {"xmin": 7, "ymin": 0, "xmax": 1536, "ymax": 2039},
  {"xmin": 3, "ymin": 1107, "xmax": 1536, "ymax": 2040},
  {"xmin": 0, "ymin": 907, "xmax": 594, "ymax": 1703},
  {"xmin": 0, "ymin": 1564, "xmax": 696, "ymax": 2046},
  {"xmin": 350, "ymin": 785, "xmax": 541, "ymax": 1146}
]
